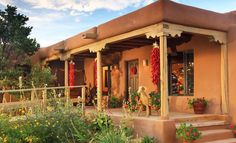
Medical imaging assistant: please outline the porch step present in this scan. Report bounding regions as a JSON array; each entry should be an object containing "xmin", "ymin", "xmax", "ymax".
[
  {"xmin": 204, "ymin": 138, "xmax": 236, "ymax": 143},
  {"xmin": 175, "ymin": 120, "xmax": 229, "ymax": 130},
  {"xmin": 196, "ymin": 129, "xmax": 234, "ymax": 143}
]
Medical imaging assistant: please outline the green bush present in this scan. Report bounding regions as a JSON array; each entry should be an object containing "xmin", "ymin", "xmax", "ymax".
[
  {"xmin": 141, "ymin": 136, "xmax": 156, "ymax": 143},
  {"xmin": 109, "ymin": 96, "xmax": 122, "ymax": 108}
]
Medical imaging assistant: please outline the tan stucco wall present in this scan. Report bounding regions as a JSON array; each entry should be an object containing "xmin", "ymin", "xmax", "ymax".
[
  {"xmin": 84, "ymin": 58, "xmax": 95, "ymax": 87},
  {"xmin": 169, "ymin": 35, "xmax": 221, "ymax": 114},
  {"xmin": 119, "ymin": 46, "xmax": 156, "ymax": 97},
  {"xmin": 227, "ymin": 26, "xmax": 236, "ymax": 123}
]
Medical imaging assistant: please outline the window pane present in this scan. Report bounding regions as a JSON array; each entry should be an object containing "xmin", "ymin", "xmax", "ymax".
[
  {"xmin": 186, "ymin": 52, "xmax": 194, "ymax": 94},
  {"xmin": 170, "ymin": 53, "xmax": 185, "ymax": 95}
]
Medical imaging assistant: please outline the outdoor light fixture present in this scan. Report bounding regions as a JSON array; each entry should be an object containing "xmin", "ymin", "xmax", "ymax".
[{"xmin": 143, "ymin": 59, "xmax": 149, "ymax": 66}]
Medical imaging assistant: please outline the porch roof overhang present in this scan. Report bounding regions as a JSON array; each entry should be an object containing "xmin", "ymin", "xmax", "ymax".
[{"xmin": 32, "ymin": 0, "xmax": 231, "ymax": 63}]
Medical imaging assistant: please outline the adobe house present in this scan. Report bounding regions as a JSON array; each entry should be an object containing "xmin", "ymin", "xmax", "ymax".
[{"xmin": 32, "ymin": 0, "xmax": 236, "ymax": 142}]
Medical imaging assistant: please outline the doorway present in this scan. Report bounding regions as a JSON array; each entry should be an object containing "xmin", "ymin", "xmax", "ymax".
[{"xmin": 126, "ymin": 60, "xmax": 139, "ymax": 98}]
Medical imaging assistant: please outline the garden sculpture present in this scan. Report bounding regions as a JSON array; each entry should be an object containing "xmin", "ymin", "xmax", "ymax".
[{"xmin": 137, "ymin": 86, "xmax": 151, "ymax": 117}]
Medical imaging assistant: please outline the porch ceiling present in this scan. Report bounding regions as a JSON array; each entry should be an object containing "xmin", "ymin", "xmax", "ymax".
[
  {"xmin": 71, "ymin": 33, "xmax": 193, "ymax": 58},
  {"xmin": 102, "ymin": 33, "xmax": 193, "ymax": 54}
]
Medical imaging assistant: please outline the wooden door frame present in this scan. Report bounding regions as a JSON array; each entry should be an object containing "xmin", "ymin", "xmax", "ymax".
[{"xmin": 125, "ymin": 59, "xmax": 139, "ymax": 101}]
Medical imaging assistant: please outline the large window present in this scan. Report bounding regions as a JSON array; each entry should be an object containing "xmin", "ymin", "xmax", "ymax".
[{"xmin": 168, "ymin": 50, "xmax": 194, "ymax": 96}]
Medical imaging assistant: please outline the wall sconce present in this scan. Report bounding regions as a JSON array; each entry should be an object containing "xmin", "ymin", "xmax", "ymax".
[{"xmin": 143, "ymin": 59, "xmax": 148, "ymax": 67}]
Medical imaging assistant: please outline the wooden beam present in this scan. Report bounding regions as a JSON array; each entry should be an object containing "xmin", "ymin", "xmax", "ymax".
[
  {"xmin": 160, "ymin": 34, "xmax": 169, "ymax": 119},
  {"xmin": 97, "ymin": 51, "xmax": 102, "ymax": 111}
]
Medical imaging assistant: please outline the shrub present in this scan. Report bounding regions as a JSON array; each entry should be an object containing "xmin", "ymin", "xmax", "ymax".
[
  {"xmin": 141, "ymin": 136, "xmax": 156, "ymax": 143},
  {"xmin": 109, "ymin": 96, "xmax": 122, "ymax": 108},
  {"xmin": 176, "ymin": 123, "xmax": 201, "ymax": 142},
  {"xmin": 149, "ymin": 91, "xmax": 160, "ymax": 110}
]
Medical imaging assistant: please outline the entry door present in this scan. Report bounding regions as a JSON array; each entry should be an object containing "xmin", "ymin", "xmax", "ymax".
[{"xmin": 127, "ymin": 60, "xmax": 139, "ymax": 93}]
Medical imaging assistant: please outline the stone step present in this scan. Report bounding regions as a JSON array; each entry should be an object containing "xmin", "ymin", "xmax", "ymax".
[
  {"xmin": 204, "ymin": 138, "xmax": 236, "ymax": 143},
  {"xmin": 175, "ymin": 120, "xmax": 229, "ymax": 130},
  {"xmin": 196, "ymin": 129, "xmax": 234, "ymax": 143},
  {"xmin": 174, "ymin": 114, "xmax": 230, "ymax": 123}
]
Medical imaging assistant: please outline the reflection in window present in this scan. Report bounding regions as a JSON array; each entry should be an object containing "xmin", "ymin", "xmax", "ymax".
[{"xmin": 169, "ymin": 51, "xmax": 194, "ymax": 96}]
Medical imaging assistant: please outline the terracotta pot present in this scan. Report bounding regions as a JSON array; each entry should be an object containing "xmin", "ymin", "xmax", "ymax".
[{"xmin": 193, "ymin": 102, "xmax": 206, "ymax": 114}]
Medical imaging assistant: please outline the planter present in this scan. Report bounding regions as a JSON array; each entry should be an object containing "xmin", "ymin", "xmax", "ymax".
[{"xmin": 193, "ymin": 102, "xmax": 206, "ymax": 114}]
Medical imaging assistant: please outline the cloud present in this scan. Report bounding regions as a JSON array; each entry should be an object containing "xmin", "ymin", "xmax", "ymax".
[
  {"xmin": 0, "ymin": 0, "xmax": 12, "ymax": 6},
  {"xmin": 22, "ymin": 0, "xmax": 156, "ymax": 13}
]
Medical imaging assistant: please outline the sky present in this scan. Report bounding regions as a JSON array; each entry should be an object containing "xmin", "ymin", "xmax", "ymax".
[{"xmin": 0, "ymin": 0, "xmax": 236, "ymax": 48}]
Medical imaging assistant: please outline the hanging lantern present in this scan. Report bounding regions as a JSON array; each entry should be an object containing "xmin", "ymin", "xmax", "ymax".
[
  {"xmin": 151, "ymin": 42, "xmax": 160, "ymax": 85},
  {"xmin": 69, "ymin": 61, "xmax": 75, "ymax": 90},
  {"xmin": 94, "ymin": 59, "xmax": 97, "ymax": 87}
]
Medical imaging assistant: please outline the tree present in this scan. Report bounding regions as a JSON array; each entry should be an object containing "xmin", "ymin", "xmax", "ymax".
[{"xmin": 0, "ymin": 5, "xmax": 39, "ymax": 84}]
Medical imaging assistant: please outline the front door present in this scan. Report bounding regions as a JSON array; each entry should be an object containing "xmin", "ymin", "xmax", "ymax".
[{"xmin": 127, "ymin": 60, "xmax": 139, "ymax": 93}]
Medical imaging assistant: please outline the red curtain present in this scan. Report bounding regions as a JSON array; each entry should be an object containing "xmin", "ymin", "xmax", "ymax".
[
  {"xmin": 69, "ymin": 61, "xmax": 75, "ymax": 90},
  {"xmin": 151, "ymin": 48, "xmax": 160, "ymax": 85}
]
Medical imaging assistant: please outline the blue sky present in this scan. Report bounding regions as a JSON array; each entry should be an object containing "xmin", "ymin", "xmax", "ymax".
[{"xmin": 0, "ymin": 0, "xmax": 235, "ymax": 47}]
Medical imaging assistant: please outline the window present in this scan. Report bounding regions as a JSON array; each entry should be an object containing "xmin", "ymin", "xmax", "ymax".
[{"xmin": 168, "ymin": 50, "xmax": 194, "ymax": 96}]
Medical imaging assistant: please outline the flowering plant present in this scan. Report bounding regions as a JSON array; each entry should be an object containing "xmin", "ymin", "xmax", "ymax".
[
  {"xmin": 149, "ymin": 91, "xmax": 161, "ymax": 110},
  {"xmin": 176, "ymin": 123, "xmax": 201, "ymax": 142},
  {"xmin": 229, "ymin": 124, "xmax": 236, "ymax": 135},
  {"xmin": 188, "ymin": 97, "xmax": 208, "ymax": 109},
  {"xmin": 123, "ymin": 91, "xmax": 140, "ymax": 112}
]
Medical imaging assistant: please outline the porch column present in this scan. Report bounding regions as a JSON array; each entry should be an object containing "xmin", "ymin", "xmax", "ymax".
[
  {"xmin": 64, "ymin": 59, "xmax": 70, "ymax": 102},
  {"xmin": 97, "ymin": 50, "xmax": 102, "ymax": 111},
  {"xmin": 221, "ymin": 43, "xmax": 229, "ymax": 114},
  {"xmin": 159, "ymin": 34, "xmax": 169, "ymax": 119}
]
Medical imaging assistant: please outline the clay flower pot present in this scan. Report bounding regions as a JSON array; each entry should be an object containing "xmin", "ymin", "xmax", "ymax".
[{"xmin": 193, "ymin": 102, "xmax": 206, "ymax": 114}]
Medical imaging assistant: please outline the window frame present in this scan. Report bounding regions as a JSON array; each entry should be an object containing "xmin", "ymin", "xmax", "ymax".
[{"xmin": 168, "ymin": 50, "xmax": 194, "ymax": 96}]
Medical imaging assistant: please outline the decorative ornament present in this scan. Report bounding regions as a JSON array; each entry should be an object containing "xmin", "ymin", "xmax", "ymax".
[
  {"xmin": 69, "ymin": 61, "xmax": 75, "ymax": 90},
  {"xmin": 151, "ymin": 42, "xmax": 160, "ymax": 85},
  {"xmin": 130, "ymin": 66, "xmax": 137, "ymax": 75}
]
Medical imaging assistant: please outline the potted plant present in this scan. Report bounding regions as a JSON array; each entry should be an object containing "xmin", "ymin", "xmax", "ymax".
[
  {"xmin": 149, "ymin": 91, "xmax": 161, "ymax": 111},
  {"xmin": 188, "ymin": 97, "xmax": 208, "ymax": 114},
  {"xmin": 176, "ymin": 123, "xmax": 201, "ymax": 143}
]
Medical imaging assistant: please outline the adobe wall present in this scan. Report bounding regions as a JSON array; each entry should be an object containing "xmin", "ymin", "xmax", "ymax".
[
  {"xmin": 169, "ymin": 35, "xmax": 222, "ymax": 114},
  {"xmin": 227, "ymin": 26, "xmax": 236, "ymax": 123},
  {"xmin": 119, "ymin": 45, "xmax": 156, "ymax": 96}
]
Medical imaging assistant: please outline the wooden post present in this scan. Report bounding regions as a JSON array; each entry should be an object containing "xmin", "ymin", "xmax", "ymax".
[
  {"xmin": 221, "ymin": 43, "xmax": 229, "ymax": 114},
  {"xmin": 159, "ymin": 34, "xmax": 169, "ymax": 119},
  {"xmin": 64, "ymin": 60, "xmax": 70, "ymax": 104},
  {"xmin": 97, "ymin": 51, "xmax": 102, "ymax": 111},
  {"xmin": 81, "ymin": 86, "xmax": 86, "ymax": 115}
]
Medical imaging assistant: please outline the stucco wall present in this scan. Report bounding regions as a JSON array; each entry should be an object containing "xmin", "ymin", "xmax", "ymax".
[
  {"xmin": 84, "ymin": 58, "xmax": 95, "ymax": 87},
  {"xmin": 227, "ymin": 26, "xmax": 236, "ymax": 123},
  {"xmin": 119, "ymin": 46, "xmax": 156, "ymax": 97},
  {"xmin": 169, "ymin": 35, "xmax": 221, "ymax": 114}
]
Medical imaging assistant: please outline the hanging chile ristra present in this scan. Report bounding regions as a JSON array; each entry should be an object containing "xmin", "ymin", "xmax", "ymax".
[
  {"xmin": 151, "ymin": 45, "xmax": 160, "ymax": 85},
  {"xmin": 69, "ymin": 61, "xmax": 75, "ymax": 90}
]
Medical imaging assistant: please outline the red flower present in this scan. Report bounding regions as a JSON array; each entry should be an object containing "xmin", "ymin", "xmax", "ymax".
[
  {"xmin": 230, "ymin": 124, "xmax": 235, "ymax": 129},
  {"xmin": 186, "ymin": 132, "xmax": 190, "ymax": 136},
  {"xmin": 193, "ymin": 132, "xmax": 197, "ymax": 137}
]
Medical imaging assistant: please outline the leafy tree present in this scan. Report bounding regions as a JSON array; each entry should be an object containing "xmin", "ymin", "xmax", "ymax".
[{"xmin": 0, "ymin": 5, "xmax": 39, "ymax": 86}]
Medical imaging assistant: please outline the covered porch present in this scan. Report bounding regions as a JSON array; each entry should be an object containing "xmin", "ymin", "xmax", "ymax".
[{"xmin": 46, "ymin": 22, "xmax": 228, "ymax": 118}]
